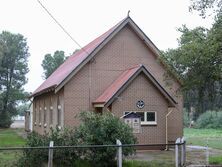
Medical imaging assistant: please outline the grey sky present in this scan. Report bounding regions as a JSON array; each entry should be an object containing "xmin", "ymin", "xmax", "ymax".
[{"xmin": 0, "ymin": 0, "xmax": 213, "ymax": 93}]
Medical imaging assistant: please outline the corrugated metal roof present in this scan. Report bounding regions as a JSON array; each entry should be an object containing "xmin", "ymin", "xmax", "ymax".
[
  {"xmin": 32, "ymin": 17, "xmax": 127, "ymax": 96},
  {"xmin": 32, "ymin": 16, "xmax": 182, "ymax": 97}
]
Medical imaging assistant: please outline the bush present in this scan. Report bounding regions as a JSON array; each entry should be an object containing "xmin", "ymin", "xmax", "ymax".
[
  {"xmin": 195, "ymin": 111, "xmax": 222, "ymax": 129},
  {"xmin": 183, "ymin": 110, "xmax": 190, "ymax": 127},
  {"xmin": 18, "ymin": 111, "xmax": 136, "ymax": 166},
  {"xmin": 0, "ymin": 112, "xmax": 13, "ymax": 128},
  {"xmin": 18, "ymin": 127, "xmax": 77, "ymax": 167},
  {"xmin": 75, "ymin": 111, "xmax": 137, "ymax": 167}
]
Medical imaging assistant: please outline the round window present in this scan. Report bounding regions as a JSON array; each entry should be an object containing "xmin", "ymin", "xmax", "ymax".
[{"xmin": 136, "ymin": 100, "xmax": 144, "ymax": 109}]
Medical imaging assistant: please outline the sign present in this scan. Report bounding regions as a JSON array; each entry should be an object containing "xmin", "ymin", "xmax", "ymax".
[
  {"xmin": 122, "ymin": 112, "xmax": 141, "ymax": 133},
  {"xmin": 136, "ymin": 100, "xmax": 144, "ymax": 109}
]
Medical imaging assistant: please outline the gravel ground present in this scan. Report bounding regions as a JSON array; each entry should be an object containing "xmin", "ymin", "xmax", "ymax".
[{"xmin": 127, "ymin": 146, "xmax": 222, "ymax": 166}]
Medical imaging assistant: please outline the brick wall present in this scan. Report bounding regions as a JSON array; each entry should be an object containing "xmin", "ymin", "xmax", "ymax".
[
  {"xmin": 112, "ymin": 73, "xmax": 168, "ymax": 144},
  {"xmin": 34, "ymin": 24, "xmax": 183, "ymax": 142},
  {"xmin": 33, "ymin": 89, "xmax": 64, "ymax": 134}
]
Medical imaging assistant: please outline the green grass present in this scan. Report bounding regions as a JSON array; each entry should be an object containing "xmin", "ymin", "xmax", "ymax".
[
  {"xmin": 0, "ymin": 128, "xmax": 26, "ymax": 147},
  {"xmin": 0, "ymin": 129, "xmax": 26, "ymax": 166},
  {"xmin": 184, "ymin": 128, "xmax": 222, "ymax": 149},
  {"xmin": 209, "ymin": 156, "xmax": 222, "ymax": 165}
]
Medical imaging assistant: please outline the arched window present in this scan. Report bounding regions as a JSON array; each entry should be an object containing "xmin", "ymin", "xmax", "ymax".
[
  {"xmin": 39, "ymin": 101, "xmax": 42, "ymax": 126},
  {"xmin": 57, "ymin": 95, "xmax": 61, "ymax": 126},
  {"xmin": 43, "ymin": 100, "xmax": 47, "ymax": 126},
  {"xmin": 34, "ymin": 101, "xmax": 37, "ymax": 125},
  {"xmin": 49, "ymin": 96, "xmax": 53, "ymax": 125}
]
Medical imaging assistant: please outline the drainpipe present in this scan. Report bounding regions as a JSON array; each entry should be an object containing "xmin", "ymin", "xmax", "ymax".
[{"xmin": 165, "ymin": 107, "xmax": 173, "ymax": 150}]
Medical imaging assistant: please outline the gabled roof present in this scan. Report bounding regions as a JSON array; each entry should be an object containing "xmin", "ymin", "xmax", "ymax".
[
  {"xmin": 93, "ymin": 64, "xmax": 177, "ymax": 107},
  {"xmin": 32, "ymin": 17, "xmax": 127, "ymax": 97},
  {"xmin": 32, "ymin": 16, "xmax": 182, "ymax": 97}
]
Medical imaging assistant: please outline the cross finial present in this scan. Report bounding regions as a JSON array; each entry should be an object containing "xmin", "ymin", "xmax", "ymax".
[{"xmin": 127, "ymin": 10, "xmax": 130, "ymax": 17}]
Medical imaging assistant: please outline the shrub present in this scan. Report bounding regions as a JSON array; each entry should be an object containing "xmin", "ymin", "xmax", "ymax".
[
  {"xmin": 183, "ymin": 110, "xmax": 190, "ymax": 127},
  {"xmin": 0, "ymin": 112, "xmax": 13, "ymax": 128},
  {"xmin": 75, "ymin": 111, "xmax": 137, "ymax": 167},
  {"xmin": 18, "ymin": 111, "xmax": 137, "ymax": 166},
  {"xmin": 18, "ymin": 127, "xmax": 77, "ymax": 167},
  {"xmin": 195, "ymin": 111, "xmax": 222, "ymax": 129}
]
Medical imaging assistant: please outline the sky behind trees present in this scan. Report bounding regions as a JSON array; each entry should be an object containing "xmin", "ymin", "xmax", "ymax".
[{"xmin": 0, "ymin": 0, "xmax": 214, "ymax": 92}]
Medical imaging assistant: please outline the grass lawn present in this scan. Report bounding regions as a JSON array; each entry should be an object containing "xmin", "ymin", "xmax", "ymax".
[
  {"xmin": 0, "ymin": 128, "xmax": 26, "ymax": 166},
  {"xmin": 0, "ymin": 128, "xmax": 26, "ymax": 147},
  {"xmin": 209, "ymin": 156, "xmax": 222, "ymax": 165},
  {"xmin": 184, "ymin": 128, "xmax": 222, "ymax": 150}
]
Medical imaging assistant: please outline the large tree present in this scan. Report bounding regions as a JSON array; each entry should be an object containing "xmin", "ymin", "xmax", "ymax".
[
  {"xmin": 162, "ymin": 16, "xmax": 222, "ymax": 117},
  {"xmin": 0, "ymin": 31, "xmax": 29, "ymax": 128},
  {"xmin": 41, "ymin": 50, "xmax": 67, "ymax": 79}
]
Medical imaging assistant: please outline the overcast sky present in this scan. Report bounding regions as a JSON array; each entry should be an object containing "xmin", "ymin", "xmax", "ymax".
[{"xmin": 0, "ymin": 0, "xmax": 213, "ymax": 93}]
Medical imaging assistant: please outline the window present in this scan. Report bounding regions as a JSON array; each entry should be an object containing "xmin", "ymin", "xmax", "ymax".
[
  {"xmin": 142, "ymin": 112, "xmax": 156, "ymax": 125},
  {"xmin": 34, "ymin": 101, "xmax": 37, "ymax": 125},
  {"xmin": 49, "ymin": 96, "xmax": 53, "ymax": 125},
  {"xmin": 39, "ymin": 102, "xmax": 42, "ymax": 126},
  {"xmin": 43, "ymin": 100, "xmax": 47, "ymax": 126},
  {"xmin": 136, "ymin": 112, "xmax": 145, "ymax": 122},
  {"xmin": 124, "ymin": 111, "xmax": 157, "ymax": 125},
  {"xmin": 147, "ymin": 112, "xmax": 155, "ymax": 122},
  {"xmin": 57, "ymin": 96, "xmax": 61, "ymax": 126}
]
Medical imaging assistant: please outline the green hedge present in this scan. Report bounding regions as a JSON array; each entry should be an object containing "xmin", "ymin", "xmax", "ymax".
[{"xmin": 195, "ymin": 111, "xmax": 222, "ymax": 129}]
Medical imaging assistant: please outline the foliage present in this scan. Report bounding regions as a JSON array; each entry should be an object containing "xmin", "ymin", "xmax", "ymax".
[
  {"xmin": 189, "ymin": 0, "xmax": 222, "ymax": 17},
  {"xmin": 17, "ymin": 102, "xmax": 30, "ymax": 116},
  {"xmin": 184, "ymin": 128, "xmax": 222, "ymax": 149},
  {"xmin": 18, "ymin": 112, "xmax": 136, "ymax": 166},
  {"xmin": 74, "ymin": 111, "xmax": 137, "ymax": 167},
  {"xmin": 195, "ymin": 111, "xmax": 222, "ymax": 129},
  {"xmin": 183, "ymin": 110, "xmax": 190, "ymax": 127},
  {"xmin": 209, "ymin": 156, "xmax": 222, "ymax": 165},
  {"xmin": 162, "ymin": 15, "xmax": 222, "ymax": 117},
  {"xmin": 41, "ymin": 50, "xmax": 67, "ymax": 79},
  {"xmin": 0, "ymin": 31, "xmax": 29, "ymax": 128},
  {"xmin": 18, "ymin": 127, "xmax": 78, "ymax": 167}
]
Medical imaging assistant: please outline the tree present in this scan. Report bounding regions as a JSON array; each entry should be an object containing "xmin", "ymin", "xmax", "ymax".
[
  {"xmin": 162, "ymin": 16, "xmax": 222, "ymax": 117},
  {"xmin": 17, "ymin": 102, "xmax": 30, "ymax": 116},
  {"xmin": 41, "ymin": 50, "xmax": 67, "ymax": 79},
  {"xmin": 0, "ymin": 31, "xmax": 29, "ymax": 128},
  {"xmin": 189, "ymin": 0, "xmax": 222, "ymax": 17}
]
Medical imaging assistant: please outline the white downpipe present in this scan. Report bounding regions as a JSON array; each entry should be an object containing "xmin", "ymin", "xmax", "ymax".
[{"xmin": 165, "ymin": 108, "xmax": 173, "ymax": 150}]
